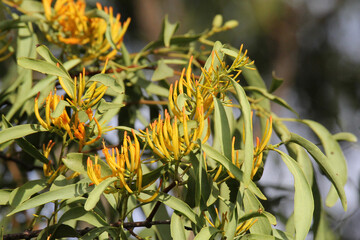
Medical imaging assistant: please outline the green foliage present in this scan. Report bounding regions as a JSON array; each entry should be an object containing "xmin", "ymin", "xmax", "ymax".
[{"xmin": 0, "ymin": 1, "xmax": 355, "ymax": 240}]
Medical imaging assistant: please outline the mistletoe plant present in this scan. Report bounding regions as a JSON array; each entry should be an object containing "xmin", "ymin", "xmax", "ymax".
[{"xmin": 0, "ymin": 0, "xmax": 356, "ymax": 239}]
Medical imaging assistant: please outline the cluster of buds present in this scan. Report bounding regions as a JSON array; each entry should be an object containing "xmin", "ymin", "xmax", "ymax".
[
  {"xmin": 34, "ymin": 64, "xmax": 108, "ymax": 150},
  {"xmin": 87, "ymin": 130, "xmax": 161, "ymax": 203},
  {"xmin": 141, "ymin": 57, "xmax": 213, "ymax": 163},
  {"xmin": 42, "ymin": 0, "xmax": 130, "ymax": 61}
]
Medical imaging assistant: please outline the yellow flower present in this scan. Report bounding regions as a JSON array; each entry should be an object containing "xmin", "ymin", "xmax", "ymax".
[
  {"xmin": 34, "ymin": 64, "xmax": 107, "ymax": 150},
  {"xmin": 169, "ymin": 57, "xmax": 215, "ymax": 121},
  {"xmin": 141, "ymin": 107, "xmax": 210, "ymax": 163},
  {"xmin": 42, "ymin": 0, "xmax": 130, "ymax": 61},
  {"xmin": 87, "ymin": 130, "xmax": 161, "ymax": 202},
  {"xmin": 42, "ymin": 140, "xmax": 55, "ymax": 177}
]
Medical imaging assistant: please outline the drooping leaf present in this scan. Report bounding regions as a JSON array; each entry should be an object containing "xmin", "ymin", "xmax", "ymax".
[
  {"xmin": 213, "ymin": 97, "xmax": 232, "ymax": 159},
  {"xmin": 84, "ymin": 177, "xmax": 118, "ymax": 211},
  {"xmin": 289, "ymin": 132, "xmax": 347, "ymax": 211},
  {"xmin": 152, "ymin": 59, "xmax": 174, "ymax": 81},
  {"xmin": 0, "ymin": 123, "xmax": 47, "ymax": 144},
  {"xmin": 171, "ymin": 212, "xmax": 187, "ymax": 240},
  {"xmin": 300, "ymin": 120, "xmax": 347, "ymax": 209},
  {"xmin": 231, "ymin": 79, "xmax": 254, "ymax": 187},
  {"xmin": 332, "ymin": 132, "xmax": 357, "ymax": 142},
  {"xmin": 2, "ymin": 116, "xmax": 49, "ymax": 164},
  {"xmin": 59, "ymin": 206, "xmax": 108, "ymax": 227},
  {"xmin": 244, "ymin": 86, "xmax": 298, "ymax": 117},
  {"xmin": 7, "ymin": 181, "xmax": 94, "ymax": 216},
  {"xmin": 193, "ymin": 227, "xmax": 221, "ymax": 240},
  {"xmin": 274, "ymin": 149, "xmax": 314, "ymax": 240},
  {"xmin": 269, "ymin": 71, "xmax": 284, "ymax": 93},
  {"xmin": 9, "ymin": 179, "xmax": 48, "ymax": 207}
]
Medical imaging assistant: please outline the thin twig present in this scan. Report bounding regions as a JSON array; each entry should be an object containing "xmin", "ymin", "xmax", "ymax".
[{"xmin": 145, "ymin": 181, "xmax": 177, "ymax": 224}]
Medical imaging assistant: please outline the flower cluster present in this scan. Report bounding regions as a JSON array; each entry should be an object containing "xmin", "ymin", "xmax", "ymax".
[
  {"xmin": 87, "ymin": 130, "xmax": 161, "ymax": 202},
  {"xmin": 34, "ymin": 65, "xmax": 107, "ymax": 150},
  {"xmin": 142, "ymin": 57, "xmax": 212, "ymax": 163},
  {"xmin": 42, "ymin": 0, "xmax": 130, "ymax": 61}
]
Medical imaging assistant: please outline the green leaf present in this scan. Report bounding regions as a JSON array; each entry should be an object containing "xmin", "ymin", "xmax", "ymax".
[
  {"xmin": 2, "ymin": 116, "xmax": 49, "ymax": 164},
  {"xmin": 202, "ymin": 144, "xmax": 266, "ymax": 200},
  {"xmin": 136, "ymin": 76, "xmax": 169, "ymax": 97},
  {"xmin": 171, "ymin": 213, "xmax": 187, "ymax": 240},
  {"xmin": 231, "ymin": 79, "xmax": 253, "ymax": 187},
  {"xmin": 85, "ymin": 177, "xmax": 118, "ymax": 211},
  {"xmin": 269, "ymin": 71, "xmax": 284, "ymax": 93},
  {"xmin": 63, "ymin": 153, "xmax": 112, "ymax": 178},
  {"xmin": 97, "ymin": 99, "xmax": 124, "ymax": 114},
  {"xmin": 37, "ymin": 224, "xmax": 80, "ymax": 240},
  {"xmin": 289, "ymin": 132, "xmax": 347, "ymax": 211},
  {"xmin": 7, "ymin": 182, "xmax": 94, "ymax": 216},
  {"xmin": 274, "ymin": 149, "xmax": 314, "ymax": 240},
  {"xmin": 151, "ymin": 59, "xmax": 174, "ymax": 81},
  {"xmin": 0, "ymin": 190, "xmax": 11, "ymax": 205},
  {"xmin": 0, "ymin": 123, "xmax": 47, "ymax": 144},
  {"xmin": 9, "ymin": 179, "xmax": 47, "ymax": 207},
  {"xmin": 80, "ymin": 226, "xmax": 116, "ymax": 240},
  {"xmin": 160, "ymin": 15, "xmax": 179, "ymax": 47},
  {"xmin": 301, "ymin": 120, "xmax": 347, "ymax": 209},
  {"xmin": 240, "ymin": 234, "xmax": 278, "ymax": 240},
  {"xmin": 51, "ymin": 100, "xmax": 70, "ymax": 118},
  {"xmin": 141, "ymin": 190, "xmax": 204, "ymax": 227},
  {"xmin": 88, "ymin": 73, "xmax": 124, "ymax": 94},
  {"xmin": 59, "ymin": 206, "xmax": 108, "ymax": 227},
  {"xmin": 332, "ymin": 132, "xmax": 357, "ymax": 142},
  {"xmin": 194, "ymin": 227, "xmax": 221, "ymax": 240},
  {"xmin": 213, "ymin": 97, "xmax": 232, "ymax": 159},
  {"xmin": 17, "ymin": 58, "xmax": 70, "ymax": 82},
  {"xmin": 272, "ymin": 229, "xmax": 293, "ymax": 240},
  {"xmin": 203, "ymin": 41, "xmax": 223, "ymax": 74},
  {"xmin": 243, "ymin": 189, "xmax": 272, "ymax": 235},
  {"xmin": 244, "ymin": 86, "xmax": 298, "ymax": 117}
]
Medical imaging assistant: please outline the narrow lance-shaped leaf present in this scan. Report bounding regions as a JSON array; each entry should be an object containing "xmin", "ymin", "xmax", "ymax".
[
  {"xmin": 0, "ymin": 123, "xmax": 47, "ymax": 144},
  {"xmin": 231, "ymin": 79, "xmax": 254, "ymax": 187},
  {"xmin": 213, "ymin": 97, "xmax": 232, "ymax": 159},
  {"xmin": 7, "ymin": 182, "xmax": 94, "ymax": 216},
  {"xmin": 193, "ymin": 227, "xmax": 221, "ymax": 240},
  {"xmin": 274, "ymin": 149, "xmax": 314, "ymax": 240},
  {"xmin": 244, "ymin": 86, "xmax": 298, "ymax": 117},
  {"xmin": 171, "ymin": 213, "xmax": 187, "ymax": 240},
  {"xmin": 84, "ymin": 177, "xmax": 118, "ymax": 211},
  {"xmin": 301, "ymin": 120, "xmax": 348, "ymax": 208},
  {"xmin": 289, "ymin": 132, "xmax": 347, "ymax": 211}
]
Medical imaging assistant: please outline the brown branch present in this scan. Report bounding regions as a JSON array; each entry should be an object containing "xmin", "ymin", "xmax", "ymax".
[
  {"xmin": 3, "ymin": 220, "xmax": 171, "ymax": 240},
  {"xmin": 145, "ymin": 181, "xmax": 177, "ymax": 224}
]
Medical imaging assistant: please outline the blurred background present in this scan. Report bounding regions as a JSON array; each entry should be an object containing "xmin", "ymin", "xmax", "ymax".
[
  {"xmin": 1, "ymin": 0, "xmax": 359, "ymax": 238},
  {"xmin": 101, "ymin": 0, "xmax": 360, "ymax": 239}
]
